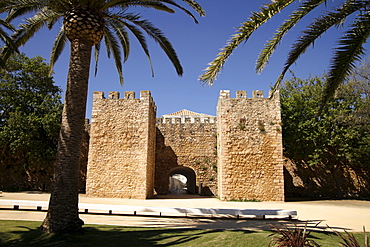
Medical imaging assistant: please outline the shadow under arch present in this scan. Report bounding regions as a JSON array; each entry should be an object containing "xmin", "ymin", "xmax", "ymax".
[{"xmin": 169, "ymin": 166, "xmax": 196, "ymax": 194}]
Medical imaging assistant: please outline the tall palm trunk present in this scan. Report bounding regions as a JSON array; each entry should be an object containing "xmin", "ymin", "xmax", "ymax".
[{"xmin": 41, "ymin": 40, "xmax": 92, "ymax": 233}]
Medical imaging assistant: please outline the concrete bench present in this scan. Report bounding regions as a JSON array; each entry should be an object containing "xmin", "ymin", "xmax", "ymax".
[
  {"xmin": 0, "ymin": 199, "xmax": 48, "ymax": 211},
  {"xmin": 0, "ymin": 199, "xmax": 297, "ymax": 220}
]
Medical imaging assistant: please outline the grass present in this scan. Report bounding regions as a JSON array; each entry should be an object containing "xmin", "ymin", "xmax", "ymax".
[{"xmin": 0, "ymin": 220, "xmax": 367, "ymax": 247}]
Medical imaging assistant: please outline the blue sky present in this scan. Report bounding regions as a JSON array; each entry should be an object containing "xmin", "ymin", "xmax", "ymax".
[{"xmin": 11, "ymin": 0, "xmax": 369, "ymax": 118}]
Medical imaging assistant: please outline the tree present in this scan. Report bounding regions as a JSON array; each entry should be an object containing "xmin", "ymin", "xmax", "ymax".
[
  {"xmin": 280, "ymin": 71, "xmax": 370, "ymax": 196},
  {"xmin": 0, "ymin": 53, "xmax": 62, "ymax": 190},
  {"xmin": 0, "ymin": 0, "xmax": 205, "ymax": 233},
  {"xmin": 199, "ymin": 0, "xmax": 370, "ymax": 106}
]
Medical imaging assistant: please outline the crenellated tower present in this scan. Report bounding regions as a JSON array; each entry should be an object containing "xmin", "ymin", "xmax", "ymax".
[
  {"xmin": 86, "ymin": 91, "xmax": 156, "ymax": 199},
  {"xmin": 216, "ymin": 90, "xmax": 284, "ymax": 201}
]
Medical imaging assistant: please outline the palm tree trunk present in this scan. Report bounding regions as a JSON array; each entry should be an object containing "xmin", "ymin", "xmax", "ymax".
[{"xmin": 41, "ymin": 40, "xmax": 92, "ymax": 233}]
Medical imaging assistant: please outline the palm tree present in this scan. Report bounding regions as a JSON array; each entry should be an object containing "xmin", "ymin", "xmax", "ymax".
[
  {"xmin": 1, "ymin": 0, "xmax": 204, "ymax": 233},
  {"xmin": 199, "ymin": 0, "xmax": 370, "ymax": 106}
]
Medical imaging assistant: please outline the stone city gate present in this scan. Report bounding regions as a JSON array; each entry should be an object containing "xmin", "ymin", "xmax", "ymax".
[
  {"xmin": 85, "ymin": 90, "xmax": 285, "ymax": 201},
  {"xmin": 155, "ymin": 109, "xmax": 218, "ymax": 196}
]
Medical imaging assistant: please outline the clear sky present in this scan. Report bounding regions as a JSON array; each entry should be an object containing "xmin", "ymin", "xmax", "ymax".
[{"xmin": 10, "ymin": 0, "xmax": 369, "ymax": 118}]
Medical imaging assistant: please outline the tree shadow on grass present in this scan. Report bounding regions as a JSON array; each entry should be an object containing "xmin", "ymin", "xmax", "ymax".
[
  {"xmin": 2, "ymin": 220, "xmax": 359, "ymax": 247},
  {"xmin": 0, "ymin": 221, "xmax": 257, "ymax": 247}
]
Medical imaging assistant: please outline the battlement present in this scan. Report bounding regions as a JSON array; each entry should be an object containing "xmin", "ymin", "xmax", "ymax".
[
  {"xmin": 93, "ymin": 90, "xmax": 152, "ymax": 101},
  {"xmin": 157, "ymin": 109, "xmax": 216, "ymax": 124},
  {"xmin": 90, "ymin": 90, "xmax": 156, "ymax": 125},
  {"xmin": 156, "ymin": 116, "xmax": 217, "ymax": 124},
  {"xmin": 219, "ymin": 90, "xmax": 279, "ymax": 99}
]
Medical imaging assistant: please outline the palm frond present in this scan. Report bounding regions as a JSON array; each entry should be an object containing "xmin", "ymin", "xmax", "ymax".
[
  {"xmin": 180, "ymin": 0, "xmax": 205, "ymax": 16},
  {"xmin": 256, "ymin": 0, "xmax": 326, "ymax": 74},
  {"xmin": 0, "ymin": 19, "xmax": 15, "ymax": 31},
  {"xmin": 111, "ymin": 13, "xmax": 156, "ymax": 77},
  {"xmin": 107, "ymin": 0, "xmax": 176, "ymax": 14},
  {"xmin": 105, "ymin": 14, "xmax": 130, "ymax": 62},
  {"xmin": 107, "ymin": 0, "xmax": 205, "ymax": 21},
  {"xmin": 322, "ymin": 13, "xmax": 370, "ymax": 107},
  {"xmin": 199, "ymin": 0, "xmax": 295, "ymax": 85},
  {"xmin": 1, "ymin": 6, "xmax": 61, "ymax": 65},
  {"xmin": 46, "ymin": 15, "xmax": 60, "ymax": 30},
  {"xmin": 0, "ymin": 57, "xmax": 6, "ymax": 70},
  {"xmin": 48, "ymin": 0, "xmax": 72, "ymax": 12},
  {"xmin": 18, "ymin": 7, "xmax": 61, "ymax": 41},
  {"xmin": 0, "ymin": 0, "xmax": 12, "ymax": 10},
  {"xmin": 148, "ymin": 0, "xmax": 202, "ymax": 23},
  {"xmin": 93, "ymin": 42, "xmax": 101, "ymax": 77},
  {"xmin": 5, "ymin": 0, "xmax": 48, "ymax": 22},
  {"xmin": 124, "ymin": 14, "xmax": 183, "ymax": 76},
  {"xmin": 103, "ymin": 26, "xmax": 124, "ymax": 85},
  {"xmin": 0, "ymin": 21, "xmax": 18, "ymax": 52},
  {"xmin": 272, "ymin": 0, "xmax": 368, "ymax": 92},
  {"xmin": 49, "ymin": 26, "xmax": 67, "ymax": 76},
  {"xmin": 73, "ymin": 0, "xmax": 105, "ymax": 9},
  {"xmin": 124, "ymin": 21, "xmax": 154, "ymax": 77}
]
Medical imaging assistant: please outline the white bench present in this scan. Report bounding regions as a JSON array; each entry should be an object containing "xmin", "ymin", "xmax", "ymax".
[{"xmin": 0, "ymin": 199, "xmax": 297, "ymax": 219}]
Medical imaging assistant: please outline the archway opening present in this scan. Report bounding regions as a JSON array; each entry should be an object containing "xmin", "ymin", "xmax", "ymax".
[
  {"xmin": 169, "ymin": 166, "xmax": 196, "ymax": 194},
  {"xmin": 169, "ymin": 174, "xmax": 187, "ymax": 194}
]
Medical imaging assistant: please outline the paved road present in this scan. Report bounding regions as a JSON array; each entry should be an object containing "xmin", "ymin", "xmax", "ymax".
[{"xmin": 0, "ymin": 192, "xmax": 369, "ymax": 232}]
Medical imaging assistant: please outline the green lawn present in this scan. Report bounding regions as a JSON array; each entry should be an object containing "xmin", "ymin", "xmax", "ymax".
[{"xmin": 0, "ymin": 220, "xmax": 367, "ymax": 247}]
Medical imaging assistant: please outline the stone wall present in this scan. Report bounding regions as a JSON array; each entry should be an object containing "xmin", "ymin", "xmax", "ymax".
[
  {"xmin": 217, "ymin": 90, "xmax": 284, "ymax": 201},
  {"xmin": 3, "ymin": 87, "xmax": 368, "ymax": 200},
  {"xmin": 0, "ymin": 120, "xmax": 89, "ymax": 193},
  {"xmin": 85, "ymin": 91, "xmax": 156, "ymax": 199},
  {"xmin": 0, "ymin": 163, "xmax": 53, "ymax": 191},
  {"xmin": 284, "ymin": 159, "xmax": 370, "ymax": 199},
  {"xmin": 155, "ymin": 121, "xmax": 217, "ymax": 195}
]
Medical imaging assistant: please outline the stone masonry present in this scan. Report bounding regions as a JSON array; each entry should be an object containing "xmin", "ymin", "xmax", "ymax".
[
  {"xmin": 217, "ymin": 90, "xmax": 284, "ymax": 201},
  {"xmin": 86, "ymin": 89, "xmax": 285, "ymax": 201},
  {"xmin": 155, "ymin": 110, "xmax": 218, "ymax": 196},
  {"xmin": 86, "ymin": 91, "xmax": 156, "ymax": 199},
  {"xmin": 1, "ymin": 88, "xmax": 368, "ymax": 198}
]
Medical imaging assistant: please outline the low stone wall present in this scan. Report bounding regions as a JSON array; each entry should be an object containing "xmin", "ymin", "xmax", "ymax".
[
  {"xmin": 0, "ymin": 164, "xmax": 53, "ymax": 192},
  {"xmin": 284, "ymin": 159, "xmax": 370, "ymax": 199},
  {"xmin": 0, "ymin": 121, "xmax": 89, "ymax": 193}
]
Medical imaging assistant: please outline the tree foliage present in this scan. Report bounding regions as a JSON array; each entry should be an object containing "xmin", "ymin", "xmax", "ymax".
[
  {"xmin": 280, "ymin": 69, "xmax": 369, "ymax": 169},
  {"xmin": 0, "ymin": 53, "xmax": 62, "ymax": 175}
]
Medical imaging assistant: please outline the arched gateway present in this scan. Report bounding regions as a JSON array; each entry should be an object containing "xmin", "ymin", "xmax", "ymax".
[
  {"xmin": 86, "ymin": 90, "xmax": 285, "ymax": 201},
  {"xmin": 169, "ymin": 166, "xmax": 196, "ymax": 194},
  {"xmin": 154, "ymin": 109, "xmax": 218, "ymax": 196}
]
